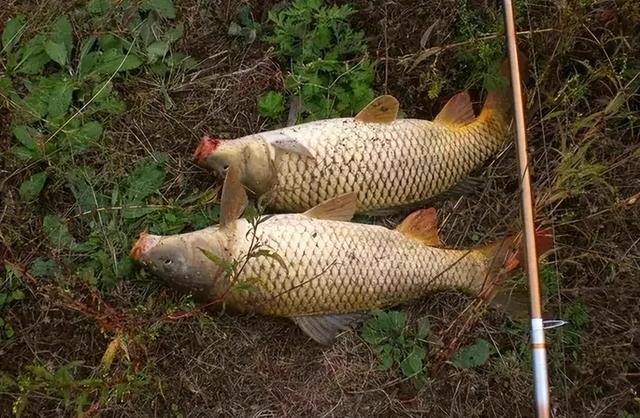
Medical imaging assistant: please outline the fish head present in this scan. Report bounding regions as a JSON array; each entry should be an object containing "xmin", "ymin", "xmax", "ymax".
[
  {"xmin": 194, "ymin": 135, "xmax": 274, "ymax": 195},
  {"xmin": 193, "ymin": 136, "xmax": 239, "ymax": 177},
  {"xmin": 129, "ymin": 229, "xmax": 229, "ymax": 299}
]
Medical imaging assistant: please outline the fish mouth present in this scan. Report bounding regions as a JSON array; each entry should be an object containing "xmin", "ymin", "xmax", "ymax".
[
  {"xmin": 129, "ymin": 232, "xmax": 161, "ymax": 261},
  {"xmin": 193, "ymin": 136, "xmax": 221, "ymax": 165}
]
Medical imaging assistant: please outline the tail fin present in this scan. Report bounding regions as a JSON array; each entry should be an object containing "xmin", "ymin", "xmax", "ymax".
[
  {"xmin": 478, "ymin": 52, "xmax": 529, "ymax": 123},
  {"xmin": 476, "ymin": 227, "xmax": 553, "ymax": 317},
  {"xmin": 480, "ymin": 227, "xmax": 552, "ymax": 275}
]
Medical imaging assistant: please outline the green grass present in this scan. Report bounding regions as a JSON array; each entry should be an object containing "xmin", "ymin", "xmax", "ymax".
[{"xmin": 245, "ymin": 0, "xmax": 375, "ymax": 122}]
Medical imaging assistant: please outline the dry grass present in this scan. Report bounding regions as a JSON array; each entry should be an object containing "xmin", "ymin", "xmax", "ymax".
[{"xmin": 1, "ymin": 0, "xmax": 640, "ymax": 417}]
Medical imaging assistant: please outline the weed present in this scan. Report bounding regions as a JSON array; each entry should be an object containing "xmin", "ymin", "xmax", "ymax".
[
  {"xmin": 453, "ymin": 0, "xmax": 504, "ymax": 91},
  {"xmin": 5, "ymin": 359, "xmax": 149, "ymax": 417},
  {"xmin": 360, "ymin": 310, "xmax": 430, "ymax": 387},
  {"xmin": 228, "ymin": 5, "xmax": 263, "ymax": 44},
  {"xmin": 449, "ymin": 338, "xmax": 494, "ymax": 369},
  {"xmin": 1, "ymin": 0, "xmax": 206, "ymax": 290},
  {"xmin": 262, "ymin": 0, "xmax": 374, "ymax": 122},
  {"xmin": 2, "ymin": 1, "xmax": 192, "ymax": 180},
  {"xmin": 257, "ymin": 90, "xmax": 285, "ymax": 119},
  {"xmin": 0, "ymin": 265, "xmax": 26, "ymax": 340}
]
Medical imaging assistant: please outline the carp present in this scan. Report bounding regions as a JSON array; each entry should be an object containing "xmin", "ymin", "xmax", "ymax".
[
  {"xmin": 193, "ymin": 59, "xmax": 524, "ymax": 214},
  {"xmin": 130, "ymin": 166, "xmax": 551, "ymax": 344}
]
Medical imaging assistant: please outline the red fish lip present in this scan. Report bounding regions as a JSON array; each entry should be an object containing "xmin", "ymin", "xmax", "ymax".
[
  {"xmin": 129, "ymin": 232, "xmax": 161, "ymax": 260},
  {"xmin": 193, "ymin": 136, "xmax": 220, "ymax": 165}
]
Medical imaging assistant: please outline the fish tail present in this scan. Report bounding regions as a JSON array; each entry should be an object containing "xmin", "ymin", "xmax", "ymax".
[
  {"xmin": 475, "ymin": 226, "xmax": 553, "ymax": 317},
  {"xmin": 477, "ymin": 52, "xmax": 529, "ymax": 126}
]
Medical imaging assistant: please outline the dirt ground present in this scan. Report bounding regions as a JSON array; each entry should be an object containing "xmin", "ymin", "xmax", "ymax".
[{"xmin": 1, "ymin": 0, "xmax": 640, "ymax": 417}]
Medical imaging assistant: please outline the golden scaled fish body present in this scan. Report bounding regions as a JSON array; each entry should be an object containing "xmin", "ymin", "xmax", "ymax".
[
  {"xmin": 130, "ymin": 168, "xmax": 549, "ymax": 344},
  {"xmin": 194, "ymin": 72, "xmax": 514, "ymax": 214},
  {"xmin": 214, "ymin": 207, "xmax": 494, "ymax": 317}
]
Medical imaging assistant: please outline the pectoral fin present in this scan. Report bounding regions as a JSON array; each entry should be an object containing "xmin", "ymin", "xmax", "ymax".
[
  {"xmin": 395, "ymin": 208, "xmax": 441, "ymax": 246},
  {"xmin": 355, "ymin": 95, "xmax": 399, "ymax": 123},
  {"xmin": 219, "ymin": 164, "xmax": 248, "ymax": 228},
  {"xmin": 261, "ymin": 130, "xmax": 315, "ymax": 158},
  {"xmin": 303, "ymin": 193, "xmax": 358, "ymax": 222},
  {"xmin": 292, "ymin": 313, "xmax": 365, "ymax": 345},
  {"xmin": 434, "ymin": 91, "xmax": 475, "ymax": 128}
]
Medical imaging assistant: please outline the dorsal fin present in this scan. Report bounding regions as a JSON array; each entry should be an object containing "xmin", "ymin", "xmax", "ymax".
[
  {"xmin": 219, "ymin": 164, "xmax": 248, "ymax": 228},
  {"xmin": 303, "ymin": 193, "xmax": 357, "ymax": 221},
  {"xmin": 434, "ymin": 91, "xmax": 475, "ymax": 128},
  {"xmin": 354, "ymin": 95, "xmax": 399, "ymax": 123},
  {"xmin": 395, "ymin": 208, "xmax": 441, "ymax": 246}
]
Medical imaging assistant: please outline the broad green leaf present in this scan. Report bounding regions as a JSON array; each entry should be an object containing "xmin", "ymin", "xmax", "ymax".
[
  {"xmin": 144, "ymin": 0, "xmax": 176, "ymax": 19},
  {"xmin": 150, "ymin": 61, "xmax": 168, "ymax": 76},
  {"xmin": 13, "ymin": 125, "xmax": 37, "ymax": 150},
  {"xmin": 4, "ymin": 325, "xmax": 14, "ymax": 338},
  {"xmin": 400, "ymin": 350, "xmax": 424, "ymax": 377},
  {"xmin": 93, "ymin": 90, "xmax": 126, "ymax": 114},
  {"xmin": 19, "ymin": 171, "xmax": 47, "ymax": 201},
  {"xmin": 78, "ymin": 36, "xmax": 96, "ymax": 60},
  {"xmin": 116, "ymin": 256, "xmax": 134, "ymax": 279},
  {"xmin": 378, "ymin": 351, "xmax": 394, "ymax": 370},
  {"xmin": 64, "ymin": 121, "xmax": 103, "ymax": 151},
  {"xmin": 124, "ymin": 159, "xmax": 165, "ymax": 203},
  {"xmin": 47, "ymin": 78, "xmax": 75, "ymax": 118},
  {"xmin": 227, "ymin": 22, "xmax": 242, "ymax": 36},
  {"xmin": 386, "ymin": 310, "xmax": 406, "ymax": 331},
  {"xmin": 17, "ymin": 36, "xmax": 50, "ymax": 74},
  {"xmin": 22, "ymin": 86, "xmax": 49, "ymax": 119},
  {"xmin": 450, "ymin": 338, "xmax": 493, "ymax": 369},
  {"xmin": 188, "ymin": 206, "xmax": 220, "ymax": 229},
  {"xmin": 146, "ymin": 40, "xmax": 169, "ymax": 63},
  {"xmin": 10, "ymin": 289, "xmax": 25, "ymax": 301},
  {"xmin": 79, "ymin": 51, "xmax": 99, "ymax": 78},
  {"xmin": 66, "ymin": 168, "xmax": 104, "ymax": 214},
  {"xmin": 417, "ymin": 317, "xmax": 431, "ymax": 339},
  {"xmin": 50, "ymin": 16, "xmax": 73, "ymax": 53},
  {"xmin": 29, "ymin": 257, "xmax": 59, "ymax": 278},
  {"xmin": 98, "ymin": 33, "xmax": 122, "ymax": 51},
  {"xmin": 138, "ymin": 13, "xmax": 160, "ymax": 46},
  {"xmin": 2, "ymin": 15, "xmax": 25, "ymax": 52},
  {"xmin": 79, "ymin": 121, "xmax": 103, "ymax": 142},
  {"xmin": 43, "ymin": 215, "xmax": 77, "ymax": 250},
  {"xmin": 0, "ymin": 76, "xmax": 15, "ymax": 97},
  {"xmin": 10, "ymin": 145, "xmax": 38, "ymax": 160},
  {"xmin": 44, "ymin": 40, "xmax": 67, "ymax": 66},
  {"xmin": 88, "ymin": 0, "xmax": 111, "ymax": 14},
  {"xmin": 165, "ymin": 23, "xmax": 184, "ymax": 42},
  {"xmin": 95, "ymin": 49, "xmax": 143, "ymax": 74}
]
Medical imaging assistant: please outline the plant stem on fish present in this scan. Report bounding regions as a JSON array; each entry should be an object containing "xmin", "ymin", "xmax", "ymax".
[{"xmin": 130, "ymin": 166, "xmax": 552, "ymax": 345}]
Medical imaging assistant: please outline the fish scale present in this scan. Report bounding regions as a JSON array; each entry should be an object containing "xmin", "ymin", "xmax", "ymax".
[
  {"xmin": 270, "ymin": 115, "xmax": 509, "ymax": 213},
  {"xmin": 222, "ymin": 214, "xmax": 490, "ymax": 317}
]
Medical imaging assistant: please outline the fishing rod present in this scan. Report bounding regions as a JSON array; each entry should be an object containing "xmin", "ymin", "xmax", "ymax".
[{"xmin": 501, "ymin": 1, "xmax": 551, "ymax": 417}]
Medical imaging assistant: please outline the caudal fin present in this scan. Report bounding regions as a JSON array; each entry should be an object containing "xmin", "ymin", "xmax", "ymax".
[{"xmin": 476, "ymin": 227, "xmax": 553, "ymax": 317}]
